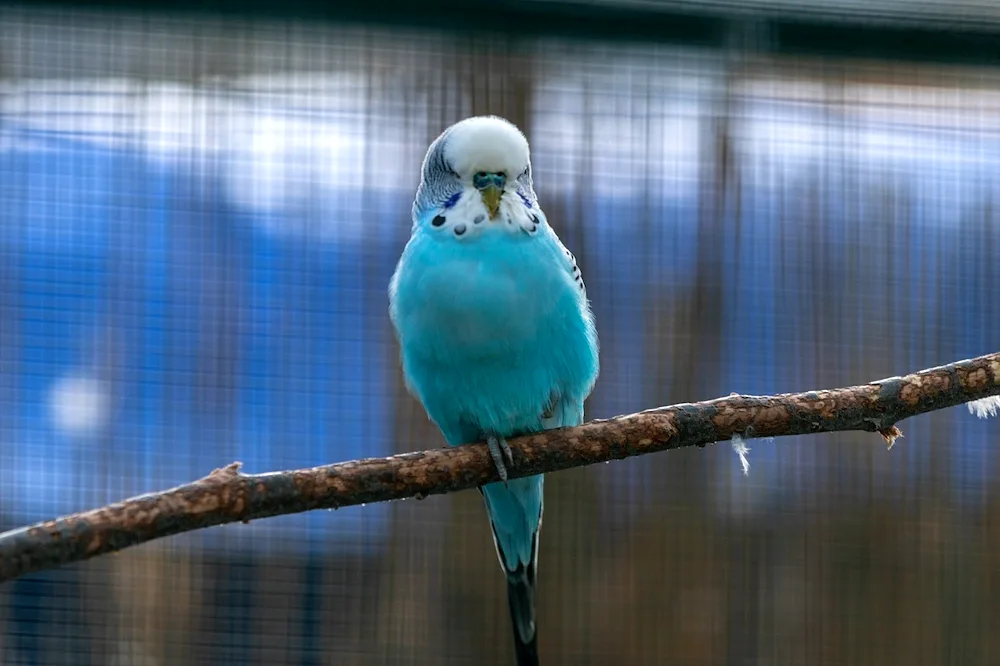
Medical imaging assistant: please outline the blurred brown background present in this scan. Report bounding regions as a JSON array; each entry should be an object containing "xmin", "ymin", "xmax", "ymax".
[{"xmin": 1, "ymin": 2, "xmax": 999, "ymax": 665}]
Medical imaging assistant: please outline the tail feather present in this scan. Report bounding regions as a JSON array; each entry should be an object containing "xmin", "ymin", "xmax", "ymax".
[
  {"xmin": 506, "ymin": 563, "xmax": 539, "ymax": 666},
  {"xmin": 480, "ymin": 486, "xmax": 542, "ymax": 665}
]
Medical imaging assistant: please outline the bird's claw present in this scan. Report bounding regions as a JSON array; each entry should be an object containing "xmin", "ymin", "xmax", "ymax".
[
  {"xmin": 486, "ymin": 433, "xmax": 513, "ymax": 483},
  {"xmin": 500, "ymin": 436, "xmax": 514, "ymax": 466}
]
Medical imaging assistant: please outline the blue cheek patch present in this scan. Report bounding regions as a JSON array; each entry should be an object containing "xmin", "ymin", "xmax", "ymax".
[
  {"xmin": 443, "ymin": 192, "xmax": 462, "ymax": 209},
  {"xmin": 518, "ymin": 192, "xmax": 533, "ymax": 208}
]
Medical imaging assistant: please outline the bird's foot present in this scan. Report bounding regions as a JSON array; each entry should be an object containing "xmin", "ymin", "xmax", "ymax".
[{"xmin": 486, "ymin": 433, "xmax": 514, "ymax": 483}]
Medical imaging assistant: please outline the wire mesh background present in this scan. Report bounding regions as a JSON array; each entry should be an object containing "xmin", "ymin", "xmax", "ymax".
[{"xmin": 1, "ymin": 4, "xmax": 1000, "ymax": 665}]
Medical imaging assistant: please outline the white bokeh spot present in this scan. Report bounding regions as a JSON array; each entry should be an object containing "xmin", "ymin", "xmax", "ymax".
[{"xmin": 48, "ymin": 373, "xmax": 109, "ymax": 436}]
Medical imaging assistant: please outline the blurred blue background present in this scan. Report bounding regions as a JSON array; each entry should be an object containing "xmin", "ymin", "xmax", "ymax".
[{"xmin": 1, "ymin": 3, "xmax": 999, "ymax": 665}]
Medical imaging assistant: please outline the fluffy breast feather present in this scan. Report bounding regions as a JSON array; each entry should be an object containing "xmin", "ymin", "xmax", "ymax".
[{"xmin": 389, "ymin": 228, "xmax": 598, "ymax": 438}]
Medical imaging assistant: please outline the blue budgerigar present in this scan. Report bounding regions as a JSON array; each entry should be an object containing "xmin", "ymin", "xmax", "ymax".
[{"xmin": 389, "ymin": 116, "xmax": 600, "ymax": 665}]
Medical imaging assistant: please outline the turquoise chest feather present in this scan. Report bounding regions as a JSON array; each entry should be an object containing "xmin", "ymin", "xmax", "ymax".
[{"xmin": 390, "ymin": 226, "xmax": 597, "ymax": 441}]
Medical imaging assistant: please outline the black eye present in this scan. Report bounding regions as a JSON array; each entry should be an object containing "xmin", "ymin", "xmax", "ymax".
[
  {"xmin": 475, "ymin": 171, "xmax": 487, "ymax": 179},
  {"xmin": 522, "ymin": 166, "xmax": 530, "ymax": 176}
]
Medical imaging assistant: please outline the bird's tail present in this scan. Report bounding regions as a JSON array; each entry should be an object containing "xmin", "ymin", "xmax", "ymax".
[
  {"xmin": 480, "ymin": 479, "xmax": 543, "ymax": 666},
  {"xmin": 506, "ymin": 560, "xmax": 540, "ymax": 666}
]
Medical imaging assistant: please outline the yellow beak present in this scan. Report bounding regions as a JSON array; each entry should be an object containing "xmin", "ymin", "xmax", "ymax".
[{"xmin": 480, "ymin": 184, "xmax": 502, "ymax": 220}]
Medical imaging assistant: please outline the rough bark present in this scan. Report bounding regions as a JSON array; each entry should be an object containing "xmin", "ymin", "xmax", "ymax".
[{"xmin": 1, "ymin": 351, "xmax": 998, "ymax": 585}]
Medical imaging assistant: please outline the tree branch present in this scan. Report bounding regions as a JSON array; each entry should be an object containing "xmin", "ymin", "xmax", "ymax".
[{"xmin": 2, "ymin": 352, "xmax": 999, "ymax": 584}]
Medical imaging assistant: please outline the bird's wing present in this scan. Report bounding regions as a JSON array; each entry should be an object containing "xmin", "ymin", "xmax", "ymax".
[{"xmin": 549, "ymin": 231, "xmax": 588, "ymax": 299}]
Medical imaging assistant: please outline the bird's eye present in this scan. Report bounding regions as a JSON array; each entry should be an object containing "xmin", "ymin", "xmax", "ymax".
[
  {"xmin": 522, "ymin": 166, "xmax": 530, "ymax": 176},
  {"xmin": 475, "ymin": 171, "xmax": 487, "ymax": 180},
  {"xmin": 497, "ymin": 171, "xmax": 506, "ymax": 179}
]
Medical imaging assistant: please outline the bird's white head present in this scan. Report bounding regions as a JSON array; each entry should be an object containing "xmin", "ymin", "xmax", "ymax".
[
  {"xmin": 442, "ymin": 116, "xmax": 530, "ymax": 181},
  {"xmin": 414, "ymin": 116, "xmax": 539, "ymax": 231}
]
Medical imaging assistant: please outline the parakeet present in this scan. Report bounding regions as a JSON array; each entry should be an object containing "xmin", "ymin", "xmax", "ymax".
[{"xmin": 388, "ymin": 116, "xmax": 599, "ymax": 665}]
